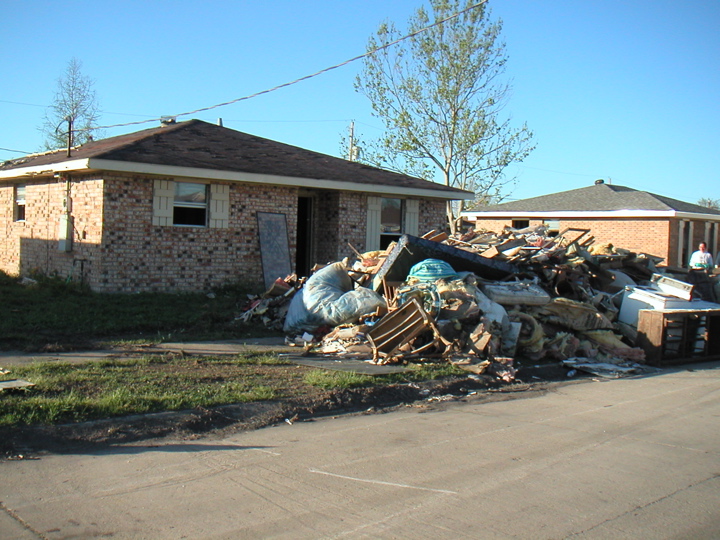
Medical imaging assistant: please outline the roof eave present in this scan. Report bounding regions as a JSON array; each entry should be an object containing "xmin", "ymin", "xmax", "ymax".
[
  {"xmin": 0, "ymin": 158, "xmax": 91, "ymax": 179},
  {"xmin": 87, "ymin": 159, "xmax": 473, "ymax": 200},
  {"xmin": 1, "ymin": 157, "xmax": 473, "ymax": 200}
]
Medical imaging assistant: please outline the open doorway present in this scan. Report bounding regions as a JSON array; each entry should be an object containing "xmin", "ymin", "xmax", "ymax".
[{"xmin": 296, "ymin": 196, "xmax": 314, "ymax": 277}]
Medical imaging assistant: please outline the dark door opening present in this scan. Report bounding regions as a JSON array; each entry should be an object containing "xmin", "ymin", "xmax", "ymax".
[{"xmin": 296, "ymin": 196, "xmax": 313, "ymax": 277}]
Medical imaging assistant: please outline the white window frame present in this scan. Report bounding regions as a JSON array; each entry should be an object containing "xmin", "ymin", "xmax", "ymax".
[
  {"xmin": 14, "ymin": 184, "xmax": 26, "ymax": 222},
  {"xmin": 152, "ymin": 180, "xmax": 229, "ymax": 228},
  {"xmin": 173, "ymin": 182, "xmax": 208, "ymax": 227},
  {"xmin": 366, "ymin": 196, "xmax": 419, "ymax": 251}
]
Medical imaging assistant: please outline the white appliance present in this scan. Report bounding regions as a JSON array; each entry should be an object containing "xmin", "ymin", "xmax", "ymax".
[{"xmin": 618, "ymin": 287, "xmax": 695, "ymax": 327}]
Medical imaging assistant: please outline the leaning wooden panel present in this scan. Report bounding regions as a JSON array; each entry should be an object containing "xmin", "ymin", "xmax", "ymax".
[{"xmin": 367, "ymin": 298, "xmax": 449, "ymax": 363}]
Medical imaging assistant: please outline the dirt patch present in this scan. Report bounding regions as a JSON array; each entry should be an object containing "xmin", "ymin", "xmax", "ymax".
[{"xmin": 0, "ymin": 361, "xmax": 580, "ymax": 459}]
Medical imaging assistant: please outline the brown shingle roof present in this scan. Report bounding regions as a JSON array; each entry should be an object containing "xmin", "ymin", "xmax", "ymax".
[{"xmin": 1, "ymin": 120, "xmax": 469, "ymax": 197}]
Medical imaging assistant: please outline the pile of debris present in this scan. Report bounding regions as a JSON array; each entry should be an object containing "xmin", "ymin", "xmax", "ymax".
[{"xmin": 239, "ymin": 225, "xmax": 720, "ymax": 381}]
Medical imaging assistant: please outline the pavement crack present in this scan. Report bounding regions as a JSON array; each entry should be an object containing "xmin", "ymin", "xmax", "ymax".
[
  {"xmin": 564, "ymin": 473, "xmax": 720, "ymax": 538},
  {"xmin": 0, "ymin": 500, "xmax": 49, "ymax": 539}
]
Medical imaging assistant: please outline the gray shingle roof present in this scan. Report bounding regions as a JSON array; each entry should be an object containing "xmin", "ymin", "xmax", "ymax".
[
  {"xmin": 472, "ymin": 182, "xmax": 720, "ymax": 215},
  {"xmin": 1, "ymin": 120, "xmax": 469, "ymax": 197}
]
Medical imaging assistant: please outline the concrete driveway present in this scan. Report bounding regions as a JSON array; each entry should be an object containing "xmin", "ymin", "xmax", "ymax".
[{"xmin": 2, "ymin": 362, "xmax": 719, "ymax": 539}]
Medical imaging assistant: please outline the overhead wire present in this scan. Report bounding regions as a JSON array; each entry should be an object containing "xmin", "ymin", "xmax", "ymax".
[
  {"xmin": 0, "ymin": 146, "xmax": 32, "ymax": 154},
  {"xmin": 85, "ymin": 0, "xmax": 489, "ymax": 132},
  {"xmin": 1, "ymin": 0, "xmax": 487, "ymax": 156}
]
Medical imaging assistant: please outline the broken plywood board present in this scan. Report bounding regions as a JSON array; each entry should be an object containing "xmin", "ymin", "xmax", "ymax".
[{"xmin": 366, "ymin": 298, "xmax": 444, "ymax": 362}]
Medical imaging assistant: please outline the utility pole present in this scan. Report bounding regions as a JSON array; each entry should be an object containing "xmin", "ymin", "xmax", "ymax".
[
  {"xmin": 66, "ymin": 116, "xmax": 73, "ymax": 157},
  {"xmin": 347, "ymin": 121, "xmax": 360, "ymax": 162},
  {"xmin": 348, "ymin": 121, "xmax": 355, "ymax": 161}
]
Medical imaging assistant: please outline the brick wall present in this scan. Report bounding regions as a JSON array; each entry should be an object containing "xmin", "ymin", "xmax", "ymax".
[
  {"xmin": 559, "ymin": 218, "xmax": 671, "ymax": 261},
  {"xmin": 0, "ymin": 183, "xmax": 19, "ymax": 274},
  {"xmin": 419, "ymin": 199, "xmax": 449, "ymax": 235},
  {"xmin": 95, "ymin": 174, "xmax": 298, "ymax": 293},
  {"xmin": 473, "ymin": 218, "xmax": 546, "ymax": 233},
  {"xmin": 0, "ymin": 177, "xmax": 99, "ymax": 279},
  {"xmin": 337, "ymin": 191, "xmax": 366, "ymax": 260},
  {"xmin": 313, "ymin": 191, "xmax": 341, "ymax": 265},
  {"xmin": 471, "ymin": 216, "xmax": 684, "ymax": 264},
  {"xmin": 2, "ymin": 173, "xmax": 462, "ymax": 292}
]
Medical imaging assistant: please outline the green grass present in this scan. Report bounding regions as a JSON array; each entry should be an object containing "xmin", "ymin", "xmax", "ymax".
[
  {"xmin": 303, "ymin": 361, "xmax": 465, "ymax": 390},
  {"xmin": 0, "ymin": 355, "xmax": 288, "ymax": 426},
  {"xmin": 0, "ymin": 271, "xmax": 469, "ymax": 430},
  {"xmin": 0, "ymin": 272, "xmax": 279, "ymax": 350},
  {"xmin": 303, "ymin": 370, "xmax": 375, "ymax": 389},
  {"xmin": 0, "ymin": 356, "xmax": 466, "ymax": 427}
]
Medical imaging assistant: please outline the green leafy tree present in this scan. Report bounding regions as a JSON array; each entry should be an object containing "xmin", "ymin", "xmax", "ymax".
[
  {"xmin": 40, "ymin": 58, "xmax": 101, "ymax": 150},
  {"xmin": 355, "ymin": 0, "xmax": 535, "ymax": 233}
]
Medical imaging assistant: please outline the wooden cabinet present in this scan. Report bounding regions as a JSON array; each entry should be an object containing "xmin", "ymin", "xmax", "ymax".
[{"xmin": 636, "ymin": 309, "xmax": 720, "ymax": 366}]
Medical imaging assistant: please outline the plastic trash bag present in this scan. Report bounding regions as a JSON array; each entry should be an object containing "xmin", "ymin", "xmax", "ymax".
[{"xmin": 284, "ymin": 262, "xmax": 386, "ymax": 334}]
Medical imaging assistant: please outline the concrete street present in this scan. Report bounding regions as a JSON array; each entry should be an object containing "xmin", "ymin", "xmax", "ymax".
[{"xmin": 1, "ymin": 361, "xmax": 719, "ymax": 539}]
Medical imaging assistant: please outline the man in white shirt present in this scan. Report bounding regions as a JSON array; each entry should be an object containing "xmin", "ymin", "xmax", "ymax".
[
  {"xmin": 689, "ymin": 242, "xmax": 713, "ymax": 270},
  {"xmin": 688, "ymin": 242, "xmax": 716, "ymax": 301}
]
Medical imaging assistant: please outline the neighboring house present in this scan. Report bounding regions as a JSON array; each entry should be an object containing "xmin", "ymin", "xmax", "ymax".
[
  {"xmin": 462, "ymin": 180, "xmax": 720, "ymax": 268},
  {"xmin": 1, "ymin": 119, "xmax": 471, "ymax": 292}
]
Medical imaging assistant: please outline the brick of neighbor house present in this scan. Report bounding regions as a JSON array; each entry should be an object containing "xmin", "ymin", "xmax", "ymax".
[
  {"xmin": 0, "ymin": 119, "xmax": 471, "ymax": 293},
  {"xmin": 462, "ymin": 181, "xmax": 720, "ymax": 268}
]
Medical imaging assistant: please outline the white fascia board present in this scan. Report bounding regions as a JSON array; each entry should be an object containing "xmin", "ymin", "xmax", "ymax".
[
  {"xmin": 462, "ymin": 209, "xmax": 720, "ymax": 222},
  {"xmin": 675, "ymin": 211, "xmax": 720, "ymax": 221},
  {"xmin": 87, "ymin": 159, "xmax": 474, "ymax": 201},
  {"xmin": 0, "ymin": 159, "xmax": 90, "ymax": 179},
  {"xmin": 464, "ymin": 210, "xmax": 674, "ymax": 219}
]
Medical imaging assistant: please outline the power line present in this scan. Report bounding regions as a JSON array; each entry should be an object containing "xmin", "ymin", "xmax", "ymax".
[
  {"xmin": 0, "ymin": 146, "xmax": 32, "ymax": 155},
  {"xmin": 0, "ymin": 99, "xmax": 162, "ymax": 120},
  {"xmin": 1, "ymin": 0, "xmax": 487, "ymax": 155},
  {"xmin": 85, "ymin": 0, "xmax": 488, "ymax": 133},
  {"xmin": 0, "ymin": 99, "xmax": 46, "ymax": 108}
]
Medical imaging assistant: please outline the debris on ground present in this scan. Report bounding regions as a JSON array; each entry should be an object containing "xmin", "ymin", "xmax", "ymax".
[
  {"xmin": 0, "ymin": 379, "xmax": 35, "ymax": 391},
  {"xmin": 239, "ymin": 224, "xmax": 720, "ymax": 379}
]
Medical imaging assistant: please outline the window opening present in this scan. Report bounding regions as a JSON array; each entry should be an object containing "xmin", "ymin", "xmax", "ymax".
[
  {"xmin": 543, "ymin": 219, "xmax": 560, "ymax": 237},
  {"xmin": 512, "ymin": 219, "xmax": 529, "ymax": 230},
  {"xmin": 380, "ymin": 197, "xmax": 403, "ymax": 249},
  {"xmin": 173, "ymin": 182, "xmax": 207, "ymax": 226},
  {"xmin": 14, "ymin": 184, "xmax": 26, "ymax": 222}
]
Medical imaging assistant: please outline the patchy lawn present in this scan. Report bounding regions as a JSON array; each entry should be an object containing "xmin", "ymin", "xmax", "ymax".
[{"xmin": 0, "ymin": 271, "xmax": 572, "ymax": 458}]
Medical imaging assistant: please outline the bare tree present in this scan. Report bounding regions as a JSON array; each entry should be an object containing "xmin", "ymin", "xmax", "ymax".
[
  {"xmin": 355, "ymin": 0, "xmax": 535, "ymax": 233},
  {"xmin": 40, "ymin": 58, "xmax": 101, "ymax": 150},
  {"xmin": 697, "ymin": 198, "xmax": 720, "ymax": 211}
]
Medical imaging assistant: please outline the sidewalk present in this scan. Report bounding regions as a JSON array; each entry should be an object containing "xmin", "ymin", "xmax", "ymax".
[
  {"xmin": 0, "ymin": 337, "xmax": 294, "ymax": 367},
  {"xmin": 0, "ymin": 337, "xmax": 408, "ymax": 374}
]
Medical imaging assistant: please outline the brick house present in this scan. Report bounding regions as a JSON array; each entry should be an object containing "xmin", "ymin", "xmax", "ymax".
[
  {"xmin": 462, "ymin": 180, "xmax": 720, "ymax": 267},
  {"xmin": 1, "ymin": 119, "xmax": 471, "ymax": 292}
]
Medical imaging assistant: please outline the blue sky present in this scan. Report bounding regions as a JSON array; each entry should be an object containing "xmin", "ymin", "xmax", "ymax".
[{"xmin": 2, "ymin": 0, "xmax": 718, "ymax": 203}]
